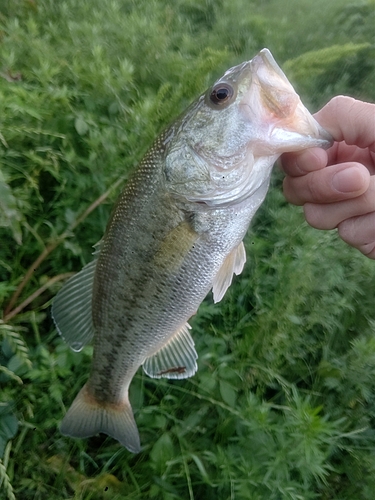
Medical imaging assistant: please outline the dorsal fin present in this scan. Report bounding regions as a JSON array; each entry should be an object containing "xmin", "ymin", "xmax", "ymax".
[
  {"xmin": 51, "ymin": 244, "xmax": 101, "ymax": 351},
  {"xmin": 142, "ymin": 323, "xmax": 198, "ymax": 379},
  {"xmin": 212, "ymin": 241, "xmax": 246, "ymax": 303}
]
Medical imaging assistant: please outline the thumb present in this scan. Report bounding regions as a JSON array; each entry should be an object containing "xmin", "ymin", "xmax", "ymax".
[{"xmin": 314, "ymin": 96, "xmax": 375, "ymax": 151}]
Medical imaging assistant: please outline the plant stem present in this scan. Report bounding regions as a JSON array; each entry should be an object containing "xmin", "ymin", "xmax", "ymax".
[
  {"xmin": 3, "ymin": 177, "xmax": 125, "ymax": 318},
  {"xmin": 3, "ymin": 273, "xmax": 74, "ymax": 322}
]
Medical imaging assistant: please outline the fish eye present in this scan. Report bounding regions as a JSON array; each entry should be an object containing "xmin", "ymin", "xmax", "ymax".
[{"xmin": 209, "ymin": 83, "xmax": 235, "ymax": 106}]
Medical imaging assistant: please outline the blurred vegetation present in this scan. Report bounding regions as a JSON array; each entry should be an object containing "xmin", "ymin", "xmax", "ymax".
[{"xmin": 1, "ymin": 0, "xmax": 374, "ymax": 499}]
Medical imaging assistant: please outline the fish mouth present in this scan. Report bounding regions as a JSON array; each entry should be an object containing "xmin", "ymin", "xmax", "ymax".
[{"xmin": 243, "ymin": 48, "xmax": 333, "ymax": 155}]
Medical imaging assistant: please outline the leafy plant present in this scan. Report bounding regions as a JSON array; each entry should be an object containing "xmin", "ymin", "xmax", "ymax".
[{"xmin": 1, "ymin": 1, "xmax": 374, "ymax": 499}]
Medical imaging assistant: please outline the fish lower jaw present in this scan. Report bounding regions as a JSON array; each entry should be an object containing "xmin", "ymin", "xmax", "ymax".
[{"xmin": 264, "ymin": 127, "xmax": 332, "ymax": 153}]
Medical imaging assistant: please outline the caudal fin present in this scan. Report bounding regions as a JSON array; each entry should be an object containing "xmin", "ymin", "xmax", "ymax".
[{"xmin": 60, "ymin": 384, "xmax": 141, "ymax": 453}]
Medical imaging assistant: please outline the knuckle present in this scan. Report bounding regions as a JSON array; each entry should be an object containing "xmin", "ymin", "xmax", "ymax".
[
  {"xmin": 337, "ymin": 219, "xmax": 354, "ymax": 244},
  {"xmin": 328, "ymin": 95, "xmax": 356, "ymax": 112},
  {"xmin": 306, "ymin": 173, "xmax": 325, "ymax": 202},
  {"xmin": 283, "ymin": 177, "xmax": 303, "ymax": 205},
  {"xmin": 304, "ymin": 204, "xmax": 330, "ymax": 229}
]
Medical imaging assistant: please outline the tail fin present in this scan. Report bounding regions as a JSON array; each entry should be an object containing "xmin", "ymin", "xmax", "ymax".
[{"xmin": 60, "ymin": 384, "xmax": 141, "ymax": 453}]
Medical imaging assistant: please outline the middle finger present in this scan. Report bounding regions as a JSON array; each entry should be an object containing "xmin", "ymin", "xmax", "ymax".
[
  {"xmin": 303, "ymin": 176, "xmax": 375, "ymax": 229},
  {"xmin": 283, "ymin": 162, "xmax": 370, "ymax": 206}
]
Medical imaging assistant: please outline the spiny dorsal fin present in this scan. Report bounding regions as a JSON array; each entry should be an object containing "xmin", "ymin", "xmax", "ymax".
[
  {"xmin": 212, "ymin": 241, "xmax": 246, "ymax": 303},
  {"xmin": 142, "ymin": 323, "xmax": 198, "ymax": 379},
  {"xmin": 51, "ymin": 248, "xmax": 100, "ymax": 351}
]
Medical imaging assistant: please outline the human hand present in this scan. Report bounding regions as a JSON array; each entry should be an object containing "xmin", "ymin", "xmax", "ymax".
[{"xmin": 281, "ymin": 96, "xmax": 375, "ymax": 259}]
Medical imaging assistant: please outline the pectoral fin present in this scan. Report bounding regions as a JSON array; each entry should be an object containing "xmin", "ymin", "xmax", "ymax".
[
  {"xmin": 143, "ymin": 323, "xmax": 198, "ymax": 379},
  {"xmin": 51, "ymin": 258, "xmax": 97, "ymax": 352},
  {"xmin": 212, "ymin": 241, "xmax": 246, "ymax": 303}
]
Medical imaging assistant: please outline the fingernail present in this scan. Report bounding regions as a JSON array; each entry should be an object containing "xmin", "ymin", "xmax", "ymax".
[{"xmin": 332, "ymin": 166, "xmax": 365, "ymax": 193}]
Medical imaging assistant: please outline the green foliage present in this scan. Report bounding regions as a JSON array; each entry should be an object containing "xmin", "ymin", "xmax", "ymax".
[
  {"xmin": 285, "ymin": 43, "xmax": 375, "ymax": 107},
  {"xmin": 1, "ymin": 0, "xmax": 374, "ymax": 499}
]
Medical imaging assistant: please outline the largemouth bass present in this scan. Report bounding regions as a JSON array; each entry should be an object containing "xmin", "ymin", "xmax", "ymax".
[{"xmin": 52, "ymin": 49, "xmax": 332, "ymax": 453}]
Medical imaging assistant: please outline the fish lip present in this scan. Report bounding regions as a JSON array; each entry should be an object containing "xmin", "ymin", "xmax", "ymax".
[
  {"xmin": 269, "ymin": 127, "xmax": 333, "ymax": 152},
  {"xmin": 251, "ymin": 48, "xmax": 288, "ymax": 81},
  {"xmin": 313, "ymin": 126, "xmax": 334, "ymax": 149},
  {"xmin": 246, "ymin": 48, "xmax": 334, "ymax": 152},
  {"xmin": 270, "ymin": 116, "xmax": 334, "ymax": 151}
]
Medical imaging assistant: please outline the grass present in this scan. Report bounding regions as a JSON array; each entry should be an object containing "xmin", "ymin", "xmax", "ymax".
[{"xmin": 1, "ymin": 0, "xmax": 375, "ymax": 499}]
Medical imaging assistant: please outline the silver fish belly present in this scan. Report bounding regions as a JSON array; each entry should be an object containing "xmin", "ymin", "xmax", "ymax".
[{"xmin": 52, "ymin": 49, "xmax": 332, "ymax": 453}]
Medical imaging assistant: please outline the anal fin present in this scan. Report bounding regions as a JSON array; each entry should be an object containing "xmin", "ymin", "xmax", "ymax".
[
  {"xmin": 212, "ymin": 241, "xmax": 246, "ymax": 303},
  {"xmin": 142, "ymin": 324, "xmax": 198, "ymax": 379}
]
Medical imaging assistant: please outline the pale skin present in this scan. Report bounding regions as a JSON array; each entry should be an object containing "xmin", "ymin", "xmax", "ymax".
[{"xmin": 281, "ymin": 95, "xmax": 375, "ymax": 259}]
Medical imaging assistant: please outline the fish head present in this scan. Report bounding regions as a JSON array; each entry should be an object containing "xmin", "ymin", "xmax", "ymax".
[{"xmin": 164, "ymin": 48, "xmax": 332, "ymax": 206}]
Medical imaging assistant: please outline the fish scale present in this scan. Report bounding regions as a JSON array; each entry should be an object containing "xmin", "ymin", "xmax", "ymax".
[{"xmin": 52, "ymin": 49, "xmax": 332, "ymax": 452}]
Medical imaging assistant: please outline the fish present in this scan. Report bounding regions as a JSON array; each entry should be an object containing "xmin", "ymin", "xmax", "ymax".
[{"xmin": 52, "ymin": 48, "xmax": 332, "ymax": 453}]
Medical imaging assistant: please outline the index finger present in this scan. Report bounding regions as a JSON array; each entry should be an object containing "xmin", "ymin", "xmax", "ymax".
[{"xmin": 280, "ymin": 147, "xmax": 328, "ymax": 177}]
